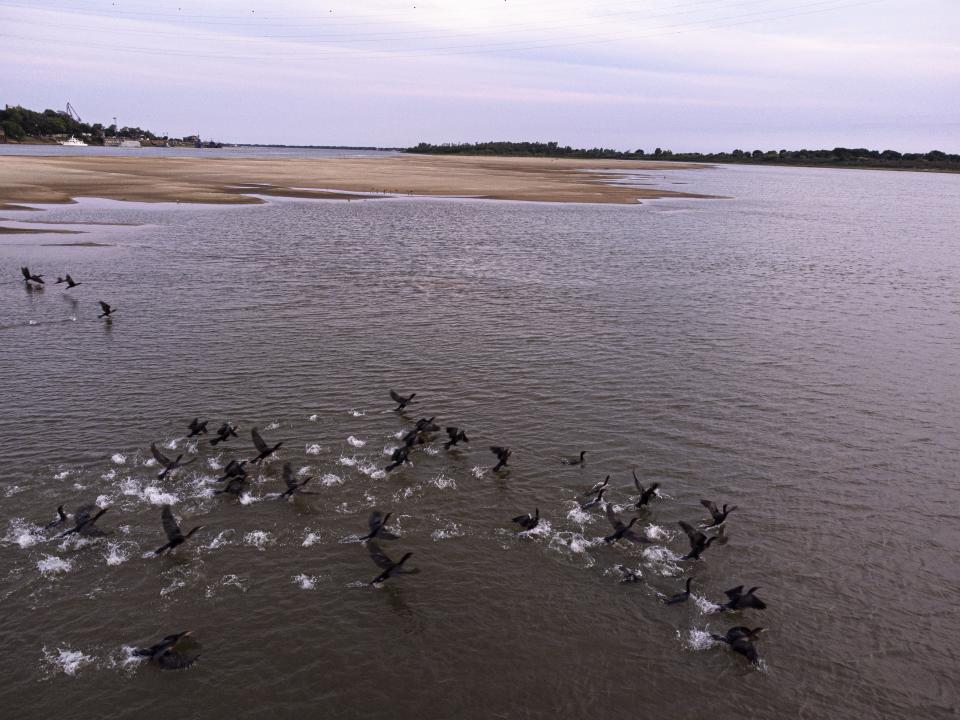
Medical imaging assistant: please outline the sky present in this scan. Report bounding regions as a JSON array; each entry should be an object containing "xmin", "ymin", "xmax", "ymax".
[{"xmin": 1, "ymin": 0, "xmax": 958, "ymax": 151}]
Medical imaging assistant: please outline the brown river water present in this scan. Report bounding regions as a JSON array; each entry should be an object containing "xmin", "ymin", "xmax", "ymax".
[{"xmin": 0, "ymin": 163, "xmax": 958, "ymax": 719}]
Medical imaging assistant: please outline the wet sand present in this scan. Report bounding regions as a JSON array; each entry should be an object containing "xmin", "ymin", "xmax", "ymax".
[{"xmin": 0, "ymin": 154, "xmax": 710, "ymax": 208}]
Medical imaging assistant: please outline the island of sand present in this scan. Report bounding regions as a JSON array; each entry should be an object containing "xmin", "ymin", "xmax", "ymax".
[{"xmin": 0, "ymin": 154, "xmax": 713, "ymax": 210}]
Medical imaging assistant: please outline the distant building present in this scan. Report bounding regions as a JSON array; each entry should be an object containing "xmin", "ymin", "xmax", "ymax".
[{"xmin": 0, "ymin": 126, "xmax": 5, "ymax": 143}]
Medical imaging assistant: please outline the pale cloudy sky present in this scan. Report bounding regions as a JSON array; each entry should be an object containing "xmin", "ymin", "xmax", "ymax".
[{"xmin": 1, "ymin": 0, "xmax": 957, "ymax": 151}]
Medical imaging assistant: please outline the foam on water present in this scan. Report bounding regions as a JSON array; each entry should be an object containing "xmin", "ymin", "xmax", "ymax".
[
  {"xmin": 349, "ymin": 409, "xmax": 365, "ymax": 417},
  {"xmin": 111, "ymin": 453, "xmax": 127, "ymax": 465},
  {"xmin": 265, "ymin": 421, "xmax": 280, "ymax": 430},
  {"xmin": 347, "ymin": 435, "xmax": 366, "ymax": 448},
  {"xmin": 392, "ymin": 431, "xmax": 404, "ymax": 440},
  {"xmin": 118, "ymin": 645, "xmax": 145, "ymax": 669},
  {"xmin": 308, "ymin": 414, "xmax": 318, "ymax": 421},
  {"xmin": 359, "ymin": 463, "xmax": 386, "ymax": 479},
  {"xmin": 38, "ymin": 555, "xmax": 73, "ymax": 576},
  {"xmin": 42, "ymin": 647, "xmax": 94, "ymax": 676},
  {"xmin": 239, "ymin": 492, "xmax": 261, "ymax": 505},
  {"xmin": 4, "ymin": 518, "xmax": 46, "ymax": 548},
  {"xmin": 206, "ymin": 530, "xmax": 234, "ymax": 550},
  {"xmin": 302, "ymin": 530, "xmax": 322, "ymax": 546},
  {"xmin": 642, "ymin": 546, "xmax": 684, "ymax": 576},
  {"xmin": 143, "ymin": 458, "xmax": 157, "ymax": 467},
  {"xmin": 244, "ymin": 530, "xmax": 274, "ymax": 550},
  {"xmin": 520, "ymin": 519, "xmax": 553, "ymax": 538},
  {"xmin": 101, "ymin": 469, "xmax": 116, "ymax": 481},
  {"xmin": 143, "ymin": 486, "xmax": 178, "ymax": 505},
  {"xmin": 54, "ymin": 470, "xmax": 70, "ymax": 480},
  {"xmin": 432, "ymin": 472, "xmax": 456, "ymax": 489},
  {"xmin": 293, "ymin": 573, "xmax": 326, "ymax": 590},
  {"xmin": 682, "ymin": 628, "xmax": 720, "ymax": 651},
  {"xmin": 566, "ymin": 505, "xmax": 593, "ymax": 525},
  {"xmin": 305, "ymin": 443, "xmax": 323, "ymax": 455},
  {"xmin": 338, "ymin": 456, "xmax": 358, "ymax": 467},
  {"xmin": 644, "ymin": 524, "xmax": 671, "ymax": 542},
  {"xmin": 160, "ymin": 578, "xmax": 186, "ymax": 596},
  {"xmin": 692, "ymin": 593, "xmax": 723, "ymax": 614},
  {"xmin": 320, "ymin": 473, "xmax": 344, "ymax": 487},
  {"xmin": 163, "ymin": 439, "xmax": 180, "ymax": 450},
  {"xmin": 207, "ymin": 457, "xmax": 222, "ymax": 470},
  {"xmin": 104, "ymin": 541, "xmax": 133, "ymax": 566},
  {"xmin": 431, "ymin": 522, "xmax": 464, "ymax": 541},
  {"xmin": 471, "ymin": 466, "xmax": 487, "ymax": 479},
  {"xmin": 4, "ymin": 484, "xmax": 23, "ymax": 497},
  {"xmin": 383, "ymin": 444, "xmax": 398, "ymax": 455},
  {"xmin": 423, "ymin": 445, "xmax": 439, "ymax": 456}
]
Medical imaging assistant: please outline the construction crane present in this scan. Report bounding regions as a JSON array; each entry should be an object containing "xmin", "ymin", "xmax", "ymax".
[{"xmin": 65, "ymin": 102, "xmax": 81, "ymax": 123}]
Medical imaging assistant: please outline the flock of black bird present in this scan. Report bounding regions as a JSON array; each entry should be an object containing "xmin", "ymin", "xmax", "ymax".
[{"xmin": 20, "ymin": 266, "xmax": 117, "ymax": 318}]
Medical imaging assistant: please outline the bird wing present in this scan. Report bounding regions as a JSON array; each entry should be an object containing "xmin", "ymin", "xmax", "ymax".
[
  {"xmin": 389, "ymin": 389, "xmax": 404, "ymax": 403},
  {"xmin": 724, "ymin": 585, "xmax": 744, "ymax": 600},
  {"xmin": 511, "ymin": 512, "xmax": 531, "ymax": 524},
  {"xmin": 65, "ymin": 274, "xmax": 74, "ymax": 284},
  {"xmin": 368, "ymin": 511, "xmax": 384, "ymax": 532},
  {"xmin": 632, "ymin": 470, "xmax": 643, "ymax": 493},
  {"xmin": 161, "ymin": 505, "xmax": 183, "ymax": 541},
  {"xmin": 74, "ymin": 504, "xmax": 95, "ymax": 525},
  {"xmin": 604, "ymin": 503, "xmax": 624, "ymax": 530},
  {"xmin": 445, "ymin": 427, "xmax": 459, "ymax": 439},
  {"xmin": 366, "ymin": 541, "xmax": 394, "ymax": 570},
  {"xmin": 151, "ymin": 443, "xmax": 172, "ymax": 466},
  {"xmin": 188, "ymin": 418, "xmax": 200, "ymax": 432},
  {"xmin": 700, "ymin": 499, "xmax": 720, "ymax": 519},
  {"xmin": 251, "ymin": 427, "xmax": 268, "ymax": 453},
  {"xmin": 21, "ymin": 267, "xmax": 30, "ymax": 279},
  {"xmin": 282, "ymin": 462, "xmax": 296, "ymax": 490},
  {"xmin": 99, "ymin": 300, "xmax": 111, "ymax": 313},
  {"xmin": 490, "ymin": 446, "xmax": 508, "ymax": 457},
  {"xmin": 678, "ymin": 521, "xmax": 706, "ymax": 545}
]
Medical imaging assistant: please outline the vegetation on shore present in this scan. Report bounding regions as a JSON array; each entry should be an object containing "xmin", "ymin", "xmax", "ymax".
[{"xmin": 406, "ymin": 141, "xmax": 960, "ymax": 172}]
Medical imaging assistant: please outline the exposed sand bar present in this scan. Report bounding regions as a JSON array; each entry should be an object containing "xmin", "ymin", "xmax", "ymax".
[{"xmin": 0, "ymin": 154, "xmax": 712, "ymax": 209}]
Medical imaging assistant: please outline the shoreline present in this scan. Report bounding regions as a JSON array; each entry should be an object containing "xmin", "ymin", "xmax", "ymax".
[{"xmin": 0, "ymin": 155, "xmax": 713, "ymax": 209}]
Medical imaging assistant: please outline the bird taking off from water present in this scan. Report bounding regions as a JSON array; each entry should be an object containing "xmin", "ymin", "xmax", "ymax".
[
  {"xmin": 151, "ymin": 443, "xmax": 194, "ymax": 480},
  {"xmin": 560, "ymin": 451, "xmax": 587, "ymax": 466},
  {"xmin": 210, "ymin": 423, "xmax": 239, "ymax": 446},
  {"xmin": 490, "ymin": 446, "xmax": 511, "ymax": 471},
  {"xmin": 250, "ymin": 427, "xmax": 282, "ymax": 464},
  {"xmin": 511, "ymin": 508, "xmax": 539, "ymax": 531},
  {"xmin": 444, "ymin": 427, "xmax": 469, "ymax": 450},
  {"xmin": 367, "ymin": 541, "xmax": 419, "ymax": 585},
  {"xmin": 719, "ymin": 585, "xmax": 767, "ymax": 611},
  {"xmin": 21, "ymin": 266, "xmax": 44, "ymax": 284},
  {"xmin": 133, "ymin": 631, "xmax": 200, "ymax": 670},
  {"xmin": 186, "ymin": 418, "xmax": 208, "ymax": 437},
  {"xmin": 390, "ymin": 389, "xmax": 417, "ymax": 411},
  {"xmin": 44, "ymin": 505, "xmax": 68, "ymax": 530},
  {"xmin": 603, "ymin": 504, "xmax": 649, "ymax": 544},
  {"xmin": 711, "ymin": 626, "xmax": 765, "ymax": 666},
  {"xmin": 632, "ymin": 471, "xmax": 660, "ymax": 508},
  {"xmin": 361, "ymin": 511, "xmax": 399, "ymax": 541},
  {"xmin": 59, "ymin": 504, "xmax": 110, "ymax": 538},
  {"xmin": 385, "ymin": 445, "xmax": 411, "ymax": 473},
  {"xmin": 580, "ymin": 486, "xmax": 606, "ymax": 510},
  {"xmin": 701, "ymin": 499, "xmax": 736, "ymax": 527},
  {"xmin": 97, "ymin": 300, "xmax": 116, "ymax": 318},
  {"xmin": 56, "ymin": 274, "xmax": 81, "ymax": 288},
  {"xmin": 663, "ymin": 578, "xmax": 693, "ymax": 605},
  {"xmin": 154, "ymin": 504, "xmax": 204, "ymax": 555},
  {"xmin": 581, "ymin": 475, "xmax": 609, "ymax": 499},
  {"xmin": 279, "ymin": 462, "xmax": 314, "ymax": 499},
  {"xmin": 678, "ymin": 521, "xmax": 718, "ymax": 560}
]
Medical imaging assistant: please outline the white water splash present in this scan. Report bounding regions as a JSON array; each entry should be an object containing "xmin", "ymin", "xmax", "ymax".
[
  {"xmin": 244, "ymin": 530, "xmax": 274, "ymax": 550},
  {"xmin": 160, "ymin": 578, "xmax": 186, "ymax": 597},
  {"xmin": 423, "ymin": 445, "xmax": 439, "ymax": 456},
  {"xmin": 293, "ymin": 573, "xmax": 326, "ymax": 590},
  {"xmin": 206, "ymin": 530, "xmax": 234, "ymax": 550},
  {"xmin": 359, "ymin": 462, "xmax": 385, "ymax": 479},
  {"xmin": 431, "ymin": 522, "xmax": 464, "ymax": 541},
  {"xmin": 54, "ymin": 470, "xmax": 71, "ymax": 480},
  {"xmin": 347, "ymin": 435, "xmax": 366, "ymax": 448},
  {"xmin": 392, "ymin": 431, "xmax": 405, "ymax": 440},
  {"xmin": 43, "ymin": 647, "xmax": 94, "ymax": 676},
  {"xmin": 144, "ymin": 458, "xmax": 157, "ymax": 467},
  {"xmin": 320, "ymin": 473, "xmax": 344, "ymax": 487},
  {"xmin": 104, "ymin": 542, "xmax": 132, "ymax": 566},
  {"xmin": 302, "ymin": 530, "xmax": 322, "ymax": 547},
  {"xmin": 118, "ymin": 645, "xmax": 146, "ymax": 669},
  {"xmin": 642, "ymin": 546, "xmax": 684, "ymax": 576},
  {"xmin": 38, "ymin": 555, "xmax": 73, "ymax": 576},
  {"xmin": 338, "ymin": 456, "xmax": 358, "ymax": 467},
  {"xmin": 692, "ymin": 593, "xmax": 723, "ymax": 614},
  {"xmin": 4, "ymin": 518, "xmax": 46, "ymax": 548},
  {"xmin": 383, "ymin": 444, "xmax": 399, "ymax": 455},
  {"xmin": 308, "ymin": 414, "xmax": 319, "ymax": 422},
  {"xmin": 349, "ymin": 409, "xmax": 366, "ymax": 417},
  {"xmin": 142, "ymin": 486, "xmax": 178, "ymax": 505},
  {"xmin": 207, "ymin": 457, "xmax": 222, "ymax": 470},
  {"xmin": 305, "ymin": 443, "xmax": 323, "ymax": 455},
  {"xmin": 644, "ymin": 523, "xmax": 671, "ymax": 542},
  {"xmin": 111, "ymin": 453, "xmax": 127, "ymax": 465},
  {"xmin": 471, "ymin": 465, "xmax": 487, "ymax": 479},
  {"xmin": 682, "ymin": 628, "xmax": 720, "ymax": 651},
  {"xmin": 163, "ymin": 439, "xmax": 180, "ymax": 450},
  {"xmin": 239, "ymin": 492, "xmax": 261, "ymax": 505},
  {"xmin": 101, "ymin": 469, "xmax": 116, "ymax": 481},
  {"xmin": 566, "ymin": 505, "xmax": 593, "ymax": 525},
  {"xmin": 431, "ymin": 472, "xmax": 456, "ymax": 490},
  {"xmin": 265, "ymin": 421, "xmax": 280, "ymax": 431}
]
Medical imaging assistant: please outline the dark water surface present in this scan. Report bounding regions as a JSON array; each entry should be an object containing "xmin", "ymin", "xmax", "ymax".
[{"xmin": 1, "ymin": 165, "xmax": 958, "ymax": 719}]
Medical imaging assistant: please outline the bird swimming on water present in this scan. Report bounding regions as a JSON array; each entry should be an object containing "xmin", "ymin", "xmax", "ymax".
[
  {"xmin": 385, "ymin": 445, "xmax": 411, "ymax": 473},
  {"xmin": 603, "ymin": 504, "xmax": 649, "ymax": 544},
  {"xmin": 390, "ymin": 389, "xmax": 417, "ymax": 411},
  {"xmin": 97, "ymin": 300, "xmax": 116, "ymax": 318},
  {"xmin": 21, "ymin": 266, "xmax": 44, "ymax": 284},
  {"xmin": 58, "ymin": 504, "xmax": 110, "ymax": 538},
  {"xmin": 663, "ymin": 578, "xmax": 693, "ymax": 605},
  {"xmin": 279, "ymin": 462, "xmax": 314, "ymax": 499},
  {"xmin": 151, "ymin": 443, "xmax": 194, "ymax": 480},
  {"xmin": 444, "ymin": 426, "xmax": 469, "ymax": 450},
  {"xmin": 560, "ymin": 450, "xmax": 587, "ymax": 466},
  {"xmin": 186, "ymin": 418, "xmax": 208, "ymax": 437},
  {"xmin": 490, "ymin": 446, "xmax": 511, "ymax": 471},
  {"xmin": 710, "ymin": 626, "xmax": 765, "ymax": 666},
  {"xmin": 701, "ymin": 499, "xmax": 736, "ymax": 527},
  {"xmin": 678, "ymin": 520, "xmax": 718, "ymax": 560},
  {"xmin": 154, "ymin": 504, "xmax": 204, "ymax": 555},
  {"xmin": 133, "ymin": 631, "xmax": 199, "ymax": 670},
  {"xmin": 632, "ymin": 470, "xmax": 660, "ymax": 508},
  {"xmin": 210, "ymin": 423, "xmax": 238, "ymax": 446},
  {"xmin": 511, "ymin": 508, "xmax": 539, "ymax": 531},
  {"xmin": 366, "ymin": 541, "xmax": 419, "ymax": 585},
  {"xmin": 250, "ymin": 427, "xmax": 282, "ymax": 464},
  {"xmin": 361, "ymin": 510, "xmax": 399, "ymax": 541},
  {"xmin": 719, "ymin": 585, "xmax": 767, "ymax": 611},
  {"xmin": 44, "ymin": 505, "xmax": 68, "ymax": 530}
]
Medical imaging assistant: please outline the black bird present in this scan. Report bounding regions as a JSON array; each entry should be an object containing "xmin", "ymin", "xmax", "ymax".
[
  {"xmin": 415, "ymin": 417, "xmax": 440, "ymax": 432},
  {"xmin": 279, "ymin": 462, "xmax": 314, "ymax": 499},
  {"xmin": 490, "ymin": 446, "xmax": 511, "ymax": 471},
  {"xmin": 580, "ymin": 475, "xmax": 609, "ymax": 499},
  {"xmin": 133, "ymin": 632, "xmax": 199, "ymax": 670},
  {"xmin": 217, "ymin": 459, "xmax": 247, "ymax": 481},
  {"xmin": 444, "ymin": 426, "xmax": 469, "ymax": 450},
  {"xmin": 250, "ymin": 427, "xmax": 282, "ymax": 464},
  {"xmin": 367, "ymin": 541, "xmax": 419, "ymax": 585},
  {"xmin": 361, "ymin": 510, "xmax": 399, "ymax": 541},
  {"xmin": 58, "ymin": 504, "xmax": 109, "ymax": 538},
  {"xmin": 44, "ymin": 505, "xmax": 68, "ymax": 530},
  {"xmin": 210, "ymin": 423, "xmax": 238, "ymax": 446},
  {"xmin": 560, "ymin": 450, "xmax": 587, "ymax": 466},
  {"xmin": 186, "ymin": 418, "xmax": 208, "ymax": 437},
  {"xmin": 632, "ymin": 470, "xmax": 660, "ymax": 508},
  {"xmin": 511, "ymin": 508, "xmax": 539, "ymax": 531},
  {"xmin": 663, "ymin": 578, "xmax": 693, "ymax": 605},
  {"xmin": 711, "ymin": 626, "xmax": 765, "ymax": 666},
  {"xmin": 154, "ymin": 504, "xmax": 204, "ymax": 555},
  {"xmin": 56, "ymin": 274, "xmax": 81, "ymax": 288},
  {"xmin": 151, "ymin": 443, "xmax": 194, "ymax": 480},
  {"xmin": 97, "ymin": 300, "xmax": 116, "ymax": 318},
  {"xmin": 21, "ymin": 266, "xmax": 44, "ymax": 284},
  {"xmin": 701, "ymin": 499, "xmax": 737, "ymax": 527},
  {"xmin": 603, "ymin": 504, "xmax": 649, "ymax": 544},
  {"xmin": 385, "ymin": 445, "xmax": 410, "ymax": 473},
  {"xmin": 215, "ymin": 477, "xmax": 248, "ymax": 496},
  {"xmin": 678, "ymin": 520, "xmax": 718, "ymax": 560},
  {"xmin": 580, "ymin": 486, "xmax": 606, "ymax": 510},
  {"xmin": 719, "ymin": 585, "xmax": 767, "ymax": 611},
  {"xmin": 390, "ymin": 389, "xmax": 417, "ymax": 411}
]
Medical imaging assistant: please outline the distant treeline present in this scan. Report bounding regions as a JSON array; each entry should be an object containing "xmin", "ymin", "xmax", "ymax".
[
  {"xmin": 406, "ymin": 141, "xmax": 960, "ymax": 171},
  {"xmin": 0, "ymin": 104, "xmax": 195, "ymax": 145}
]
